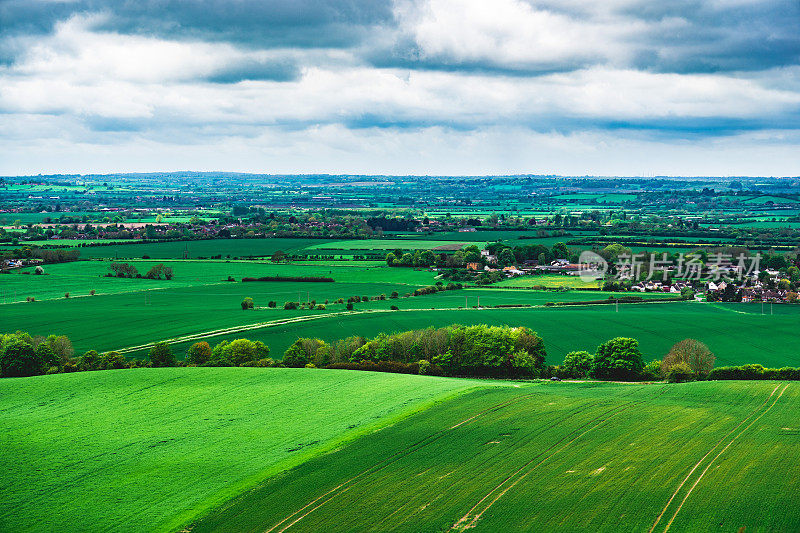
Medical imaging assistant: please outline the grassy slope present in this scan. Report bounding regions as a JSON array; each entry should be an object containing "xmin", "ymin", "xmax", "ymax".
[
  {"xmin": 0, "ymin": 368, "xmax": 494, "ymax": 532},
  {"xmin": 191, "ymin": 380, "xmax": 800, "ymax": 533}
]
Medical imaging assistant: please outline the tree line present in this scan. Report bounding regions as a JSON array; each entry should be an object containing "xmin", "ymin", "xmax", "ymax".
[{"xmin": 3, "ymin": 327, "xmax": 799, "ymax": 384}]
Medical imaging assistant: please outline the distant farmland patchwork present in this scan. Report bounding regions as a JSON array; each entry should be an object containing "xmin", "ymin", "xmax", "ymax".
[{"xmin": 5, "ymin": 176, "xmax": 800, "ymax": 532}]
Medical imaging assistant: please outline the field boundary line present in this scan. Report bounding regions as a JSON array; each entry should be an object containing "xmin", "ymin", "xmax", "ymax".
[
  {"xmin": 451, "ymin": 395, "xmax": 652, "ymax": 531},
  {"xmin": 265, "ymin": 391, "xmax": 588, "ymax": 533},
  {"xmin": 264, "ymin": 392, "xmax": 542, "ymax": 533},
  {"xmin": 648, "ymin": 383, "xmax": 781, "ymax": 533},
  {"xmin": 661, "ymin": 383, "xmax": 790, "ymax": 533},
  {"xmin": 111, "ymin": 310, "xmax": 401, "ymax": 354}
]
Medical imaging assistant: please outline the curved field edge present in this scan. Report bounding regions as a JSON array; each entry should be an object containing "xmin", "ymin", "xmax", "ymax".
[
  {"xmin": 0, "ymin": 368, "xmax": 507, "ymax": 532},
  {"xmin": 163, "ymin": 379, "xmax": 506, "ymax": 533},
  {"xmin": 188, "ymin": 381, "xmax": 800, "ymax": 533}
]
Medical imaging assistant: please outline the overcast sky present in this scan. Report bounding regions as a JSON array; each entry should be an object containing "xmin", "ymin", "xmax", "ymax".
[{"xmin": 1, "ymin": 0, "xmax": 798, "ymax": 176}]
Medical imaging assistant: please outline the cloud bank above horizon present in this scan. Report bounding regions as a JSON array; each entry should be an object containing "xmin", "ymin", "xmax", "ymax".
[{"xmin": 1, "ymin": 0, "xmax": 798, "ymax": 176}]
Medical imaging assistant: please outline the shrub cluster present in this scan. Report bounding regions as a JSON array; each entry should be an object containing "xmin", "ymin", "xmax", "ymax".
[
  {"xmin": 144, "ymin": 263, "xmax": 173, "ymax": 280},
  {"xmin": 413, "ymin": 282, "xmax": 462, "ymax": 296},
  {"xmin": 187, "ymin": 339, "xmax": 271, "ymax": 367},
  {"xmin": 0, "ymin": 332, "xmax": 74, "ymax": 377},
  {"xmin": 552, "ymin": 338, "xmax": 647, "ymax": 381},
  {"xmin": 709, "ymin": 364, "xmax": 800, "ymax": 380}
]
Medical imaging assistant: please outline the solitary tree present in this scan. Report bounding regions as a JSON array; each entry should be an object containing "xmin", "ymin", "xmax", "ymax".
[
  {"xmin": 562, "ymin": 351, "xmax": 593, "ymax": 378},
  {"xmin": 661, "ymin": 339, "xmax": 715, "ymax": 380},
  {"xmin": 591, "ymin": 337, "xmax": 644, "ymax": 380},
  {"xmin": 241, "ymin": 297, "xmax": 254, "ymax": 310},
  {"xmin": 498, "ymin": 248, "xmax": 516, "ymax": 266},
  {"xmin": 149, "ymin": 342, "xmax": 175, "ymax": 367},
  {"xmin": 187, "ymin": 341, "xmax": 212, "ymax": 365}
]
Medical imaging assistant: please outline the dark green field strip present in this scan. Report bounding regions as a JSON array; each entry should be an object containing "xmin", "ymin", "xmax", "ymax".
[
  {"xmin": 75, "ymin": 238, "xmax": 336, "ymax": 259},
  {"xmin": 2, "ymin": 259, "xmax": 436, "ymax": 303},
  {"xmin": 0, "ymin": 281, "xmax": 430, "ymax": 355},
  {"xmin": 119, "ymin": 302, "xmax": 800, "ymax": 368},
  {"xmin": 190, "ymin": 381, "xmax": 799, "ymax": 533},
  {"xmin": 0, "ymin": 369, "xmax": 494, "ymax": 532}
]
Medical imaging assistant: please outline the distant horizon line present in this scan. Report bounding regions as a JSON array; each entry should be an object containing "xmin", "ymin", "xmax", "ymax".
[{"xmin": 3, "ymin": 173, "xmax": 798, "ymax": 181}]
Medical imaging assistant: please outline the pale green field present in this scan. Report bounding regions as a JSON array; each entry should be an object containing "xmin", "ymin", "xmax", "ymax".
[{"xmin": 0, "ymin": 368, "xmax": 496, "ymax": 532}]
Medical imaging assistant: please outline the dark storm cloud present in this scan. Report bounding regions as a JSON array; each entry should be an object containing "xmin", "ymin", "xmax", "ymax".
[
  {"xmin": 1, "ymin": 0, "xmax": 797, "ymax": 75},
  {"xmin": 621, "ymin": 0, "xmax": 800, "ymax": 73},
  {"xmin": 0, "ymin": 0, "xmax": 395, "ymax": 48},
  {"xmin": 204, "ymin": 58, "xmax": 301, "ymax": 83}
]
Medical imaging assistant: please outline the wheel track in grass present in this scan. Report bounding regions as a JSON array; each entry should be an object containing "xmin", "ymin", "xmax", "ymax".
[
  {"xmin": 266, "ymin": 385, "xmax": 654, "ymax": 533},
  {"xmin": 110, "ymin": 300, "xmax": 689, "ymax": 356},
  {"xmin": 263, "ymin": 391, "xmax": 544, "ymax": 533},
  {"xmin": 660, "ymin": 383, "xmax": 790, "ymax": 533},
  {"xmin": 449, "ymin": 387, "xmax": 668, "ymax": 531},
  {"xmin": 648, "ymin": 383, "xmax": 783, "ymax": 533},
  {"xmin": 264, "ymin": 389, "xmax": 612, "ymax": 533}
]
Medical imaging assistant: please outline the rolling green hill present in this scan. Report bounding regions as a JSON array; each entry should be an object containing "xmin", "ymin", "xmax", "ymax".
[
  {"xmin": 0, "ymin": 368, "xmax": 493, "ymax": 532},
  {"xmin": 191, "ymin": 380, "xmax": 800, "ymax": 532}
]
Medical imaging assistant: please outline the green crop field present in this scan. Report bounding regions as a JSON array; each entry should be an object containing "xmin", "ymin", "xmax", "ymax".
[
  {"xmin": 1, "ymin": 374, "xmax": 781, "ymax": 533},
  {"xmin": 191, "ymin": 380, "xmax": 799, "ymax": 532},
  {"xmin": 304, "ymin": 239, "xmax": 487, "ymax": 251},
  {"xmin": 97, "ymin": 301, "xmax": 800, "ymax": 368},
  {"xmin": 0, "ymin": 368, "xmax": 495, "ymax": 532},
  {"xmin": 5, "ymin": 239, "xmax": 136, "ymax": 247},
  {"xmin": 5, "ymin": 256, "xmax": 800, "ymax": 368},
  {"xmin": 1, "ymin": 259, "xmax": 435, "ymax": 303},
  {"xmin": 75, "ymin": 238, "xmax": 337, "ymax": 259},
  {"xmin": 4, "ymin": 372, "xmax": 797, "ymax": 532},
  {"xmin": 495, "ymin": 274, "xmax": 601, "ymax": 288},
  {"xmin": 742, "ymin": 195, "xmax": 798, "ymax": 205}
]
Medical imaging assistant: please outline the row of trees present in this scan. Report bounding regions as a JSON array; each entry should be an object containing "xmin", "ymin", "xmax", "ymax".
[
  {"xmin": 558, "ymin": 338, "xmax": 716, "ymax": 382},
  {"xmin": 0, "ymin": 332, "xmax": 74, "ymax": 377},
  {"xmin": 0, "ymin": 332, "xmax": 134, "ymax": 377},
  {"xmin": 107, "ymin": 262, "xmax": 173, "ymax": 279},
  {"xmin": 282, "ymin": 325, "xmax": 547, "ymax": 378}
]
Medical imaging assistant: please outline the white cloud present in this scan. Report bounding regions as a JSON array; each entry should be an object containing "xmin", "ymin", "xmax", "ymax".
[
  {"xmin": 0, "ymin": 1, "xmax": 797, "ymax": 175},
  {"xmin": 2, "ymin": 119, "xmax": 799, "ymax": 176},
  {"xmin": 392, "ymin": 0, "xmax": 694, "ymax": 70}
]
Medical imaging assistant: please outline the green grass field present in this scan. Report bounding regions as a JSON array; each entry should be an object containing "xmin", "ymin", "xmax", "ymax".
[
  {"xmin": 191, "ymin": 380, "xmax": 799, "ymax": 532},
  {"xmin": 495, "ymin": 274, "xmax": 601, "ymax": 288},
  {"xmin": 75, "ymin": 238, "xmax": 336, "ymax": 259},
  {"xmin": 304, "ymin": 239, "xmax": 487, "ymax": 251},
  {"xmin": 105, "ymin": 301, "xmax": 800, "ymax": 368},
  {"xmin": 1, "ymin": 259, "xmax": 435, "ymax": 303},
  {"xmin": 0, "ymin": 368, "xmax": 495, "ymax": 532}
]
